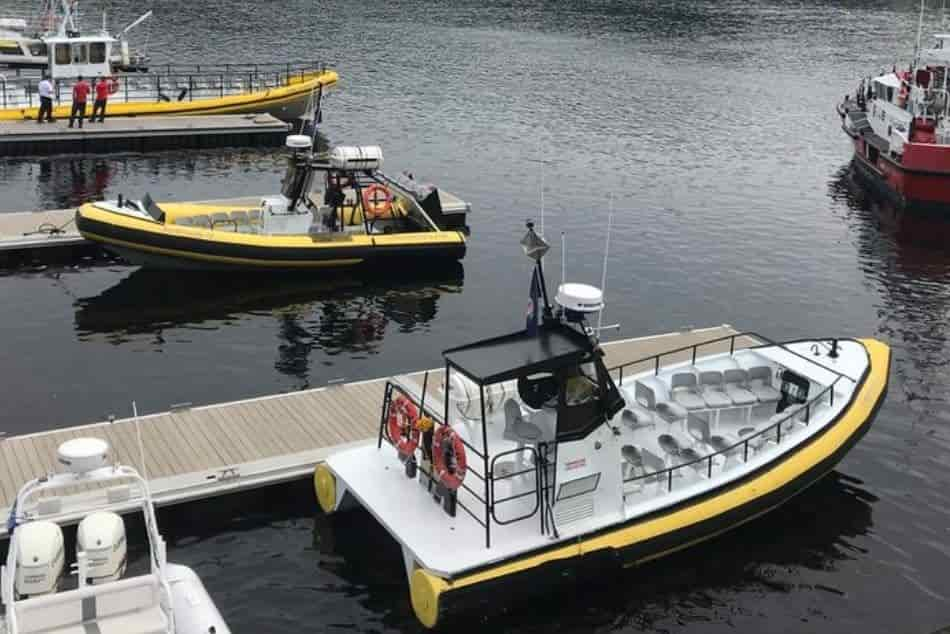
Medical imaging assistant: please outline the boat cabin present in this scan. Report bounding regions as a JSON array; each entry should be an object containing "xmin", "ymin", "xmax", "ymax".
[{"xmin": 43, "ymin": 33, "xmax": 115, "ymax": 80}]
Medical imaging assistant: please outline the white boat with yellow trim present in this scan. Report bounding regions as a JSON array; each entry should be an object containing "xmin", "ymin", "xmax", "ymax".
[
  {"xmin": 1, "ymin": 437, "xmax": 230, "ymax": 634},
  {"xmin": 76, "ymin": 137, "xmax": 470, "ymax": 270},
  {"xmin": 313, "ymin": 223, "xmax": 891, "ymax": 627},
  {"xmin": 0, "ymin": 2, "xmax": 336, "ymax": 122}
]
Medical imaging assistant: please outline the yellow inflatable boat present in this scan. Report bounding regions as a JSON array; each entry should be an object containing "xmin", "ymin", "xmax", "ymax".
[{"xmin": 76, "ymin": 140, "xmax": 470, "ymax": 270}]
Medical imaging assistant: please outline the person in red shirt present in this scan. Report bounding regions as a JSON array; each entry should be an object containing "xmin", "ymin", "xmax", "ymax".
[
  {"xmin": 90, "ymin": 76, "xmax": 117, "ymax": 123},
  {"xmin": 68, "ymin": 75, "xmax": 90, "ymax": 129}
]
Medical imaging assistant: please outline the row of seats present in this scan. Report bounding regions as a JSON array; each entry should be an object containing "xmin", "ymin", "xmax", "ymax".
[
  {"xmin": 173, "ymin": 209, "xmax": 262, "ymax": 232},
  {"xmin": 623, "ymin": 365, "xmax": 783, "ymax": 427}
]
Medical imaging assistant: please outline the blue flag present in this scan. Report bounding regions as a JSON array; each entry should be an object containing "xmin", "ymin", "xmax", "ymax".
[{"xmin": 526, "ymin": 267, "xmax": 541, "ymax": 336}]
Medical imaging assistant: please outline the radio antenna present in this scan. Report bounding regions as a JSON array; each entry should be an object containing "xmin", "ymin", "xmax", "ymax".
[
  {"xmin": 538, "ymin": 137, "xmax": 545, "ymax": 240},
  {"xmin": 560, "ymin": 231, "xmax": 566, "ymax": 286},
  {"xmin": 597, "ymin": 192, "xmax": 615, "ymax": 333}
]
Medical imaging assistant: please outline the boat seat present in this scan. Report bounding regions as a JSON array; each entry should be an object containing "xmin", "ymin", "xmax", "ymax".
[
  {"xmin": 748, "ymin": 366, "xmax": 781, "ymax": 403},
  {"xmin": 621, "ymin": 406, "xmax": 655, "ymax": 431},
  {"xmin": 189, "ymin": 215, "xmax": 211, "ymax": 229},
  {"xmin": 639, "ymin": 448, "xmax": 667, "ymax": 481},
  {"xmin": 723, "ymin": 369, "xmax": 758, "ymax": 406},
  {"xmin": 13, "ymin": 574, "xmax": 167, "ymax": 634},
  {"xmin": 210, "ymin": 211, "xmax": 236, "ymax": 230},
  {"xmin": 629, "ymin": 380, "xmax": 688, "ymax": 422},
  {"xmin": 670, "ymin": 372, "xmax": 706, "ymax": 410},
  {"xmin": 698, "ymin": 371, "xmax": 732, "ymax": 408}
]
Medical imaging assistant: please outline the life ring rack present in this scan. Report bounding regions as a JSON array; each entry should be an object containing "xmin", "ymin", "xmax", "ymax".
[
  {"xmin": 386, "ymin": 395, "xmax": 420, "ymax": 457},
  {"xmin": 432, "ymin": 426, "xmax": 467, "ymax": 490}
]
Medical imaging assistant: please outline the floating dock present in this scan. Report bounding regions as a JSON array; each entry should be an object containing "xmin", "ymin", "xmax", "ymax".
[
  {"xmin": 0, "ymin": 114, "xmax": 290, "ymax": 156},
  {"xmin": 0, "ymin": 325, "xmax": 741, "ymax": 538}
]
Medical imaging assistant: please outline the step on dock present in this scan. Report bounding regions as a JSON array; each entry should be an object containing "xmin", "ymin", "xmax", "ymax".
[
  {"xmin": 0, "ymin": 114, "xmax": 290, "ymax": 156},
  {"xmin": 0, "ymin": 325, "xmax": 746, "ymax": 538}
]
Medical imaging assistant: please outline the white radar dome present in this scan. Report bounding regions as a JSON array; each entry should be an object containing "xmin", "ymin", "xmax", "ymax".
[
  {"xmin": 285, "ymin": 134, "xmax": 313, "ymax": 150},
  {"xmin": 57, "ymin": 438, "xmax": 110, "ymax": 474},
  {"xmin": 555, "ymin": 283, "xmax": 604, "ymax": 313}
]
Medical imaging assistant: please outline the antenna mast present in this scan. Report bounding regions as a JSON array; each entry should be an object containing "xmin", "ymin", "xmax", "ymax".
[
  {"xmin": 597, "ymin": 193, "xmax": 614, "ymax": 333},
  {"xmin": 915, "ymin": 0, "xmax": 927, "ymax": 69}
]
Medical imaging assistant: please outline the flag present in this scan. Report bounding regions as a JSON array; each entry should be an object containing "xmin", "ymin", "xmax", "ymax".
[{"xmin": 526, "ymin": 266, "xmax": 541, "ymax": 336}]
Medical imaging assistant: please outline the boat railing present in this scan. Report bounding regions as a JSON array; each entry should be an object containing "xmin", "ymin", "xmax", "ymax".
[
  {"xmin": 621, "ymin": 378, "xmax": 841, "ymax": 494},
  {"xmin": 377, "ymin": 379, "xmax": 492, "ymax": 537},
  {"xmin": 377, "ymin": 376, "xmax": 552, "ymax": 548},
  {"xmin": 0, "ymin": 60, "xmax": 329, "ymax": 109},
  {"xmin": 607, "ymin": 331, "xmax": 859, "ymax": 387}
]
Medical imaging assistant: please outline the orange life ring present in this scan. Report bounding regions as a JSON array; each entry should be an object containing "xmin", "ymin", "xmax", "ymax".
[
  {"xmin": 432, "ymin": 426, "xmax": 467, "ymax": 490},
  {"xmin": 387, "ymin": 396, "xmax": 420, "ymax": 456},
  {"xmin": 362, "ymin": 184, "xmax": 392, "ymax": 218}
]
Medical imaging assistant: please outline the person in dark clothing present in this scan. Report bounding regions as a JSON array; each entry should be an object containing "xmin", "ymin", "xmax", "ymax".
[{"xmin": 68, "ymin": 75, "xmax": 90, "ymax": 129}]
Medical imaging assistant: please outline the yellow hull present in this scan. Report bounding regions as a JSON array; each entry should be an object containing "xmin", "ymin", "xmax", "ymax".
[
  {"xmin": 76, "ymin": 200, "xmax": 467, "ymax": 271},
  {"xmin": 0, "ymin": 70, "xmax": 337, "ymax": 122}
]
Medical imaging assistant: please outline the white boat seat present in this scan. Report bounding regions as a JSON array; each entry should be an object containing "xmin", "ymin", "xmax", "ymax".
[
  {"xmin": 640, "ymin": 447, "xmax": 666, "ymax": 479},
  {"xmin": 628, "ymin": 381, "xmax": 687, "ymax": 422},
  {"xmin": 210, "ymin": 211, "xmax": 234, "ymax": 229},
  {"xmin": 723, "ymin": 368, "xmax": 757, "ymax": 406},
  {"xmin": 190, "ymin": 214, "xmax": 211, "ymax": 229},
  {"xmin": 698, "ymin": 370, "xmax": 732, "ymax": 408},
  {"xmin": 748, "ymin": 366, "xmax": 781, "ymax": 402},
  {"xmin": 621, "ymin": 406, "xmax": 655, "ymax": 430},
  {"xmin": 14, "ymin": 574, "xmax": 168, "ymax": 634},
  {"xmin": 670, "ymin": 372, "xmax": 705, "ymax": 410}
]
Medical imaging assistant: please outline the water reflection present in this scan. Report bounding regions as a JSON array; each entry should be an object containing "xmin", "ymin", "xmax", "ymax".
[
  {"xmin": 74, "ymin": 265, "xmax": 464, "ymax": 385},
  {"xmin": 831, "ymin": 163, "xmax": 950, "ymax": 408},
  {"xmin": 313, "ymin": 472, "xmax": 874, "ymax": 631}
]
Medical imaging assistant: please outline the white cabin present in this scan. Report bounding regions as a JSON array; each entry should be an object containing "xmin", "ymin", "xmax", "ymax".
[{"xmin": 43, "ymin": 33, "xmax": 115, "ymax": 80}]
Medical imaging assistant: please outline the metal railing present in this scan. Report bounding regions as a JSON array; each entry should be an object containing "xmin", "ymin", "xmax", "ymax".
[
  {"xmin": 608, "ymin": 331, "xmax": 859, "ymax": 386},
  {"xmin": 0, "ymin": 61, "xmax": 329, "ymax": 110},
  {"xmin": 621, "ymin": 378, "xmax": 840, "ymax": 493},
  {"xmin": 376, "ymin": 375, "xmax": 552, "ymax": 549}
]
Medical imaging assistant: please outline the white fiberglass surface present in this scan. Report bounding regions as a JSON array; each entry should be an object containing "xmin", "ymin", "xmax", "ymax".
[{"xmin": 327, "ymin": 340, "xmax": 868, "ymax": 577}]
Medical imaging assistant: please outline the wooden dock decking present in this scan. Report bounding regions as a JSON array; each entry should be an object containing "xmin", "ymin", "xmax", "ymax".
[
  {"xmin": 0, "ymin": 114, "xmax": 290, "ymax": 156},
  {"xmin": 0, "ymin": 325, "xmax": 741, "ymax": 537}
]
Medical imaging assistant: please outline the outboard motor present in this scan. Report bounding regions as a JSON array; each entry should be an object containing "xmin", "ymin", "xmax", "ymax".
[
  {"xmin": 281, "ymin": 134, "xmax": 316, "ymax": 210},
  {"xmin": 14, "ymin": 521, "xmax": 65, "ymax": 599},
  {"xmin": 77, "ymin": 512, "xmax": 127, "ymax": 585}
]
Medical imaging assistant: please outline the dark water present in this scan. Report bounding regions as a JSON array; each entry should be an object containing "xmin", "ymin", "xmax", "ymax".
[{"xmin": 1, "ymin": 0, "xmax": 949, "ymax": 631}]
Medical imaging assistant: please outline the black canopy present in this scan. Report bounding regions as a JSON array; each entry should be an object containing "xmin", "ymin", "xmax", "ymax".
[{"xmin": 443, "ymin": 324, "xmax": 594, "ymax": 384}]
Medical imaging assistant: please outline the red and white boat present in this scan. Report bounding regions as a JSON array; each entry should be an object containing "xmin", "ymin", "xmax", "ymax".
[{"xmin": 839, "ymin": 32, "xmax": 950, "ymax": 214}]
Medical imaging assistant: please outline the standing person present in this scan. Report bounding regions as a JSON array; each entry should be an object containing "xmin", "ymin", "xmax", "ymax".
[
  {"xmin": 90, "ymin": 76, "xmax": 114, "ymax": 123},
  {"xmin": 36, "ymin": 73, "xmax": 54, "ymax": 124},
  {"xmin": 68, "ymin": 75, "xmax": 90, "ymax": 129}
]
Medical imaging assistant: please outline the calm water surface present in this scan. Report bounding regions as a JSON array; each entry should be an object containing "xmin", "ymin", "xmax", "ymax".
[{"xmin": 0, "ymin": 0, "xmax": 948, "ymax": 631}]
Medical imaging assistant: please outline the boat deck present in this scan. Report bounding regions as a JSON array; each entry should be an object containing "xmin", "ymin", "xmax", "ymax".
[{"xmin": 0, "ymin": 325, "xmax": 739, "ymax": 538}]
